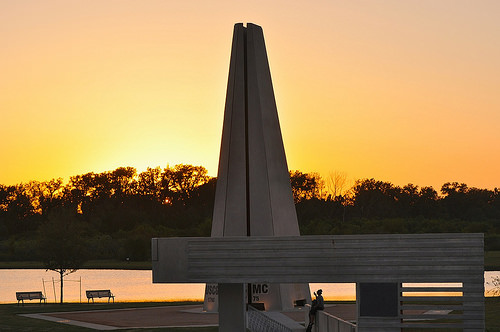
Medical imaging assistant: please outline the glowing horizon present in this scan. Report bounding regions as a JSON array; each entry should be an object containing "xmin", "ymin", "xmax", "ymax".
[{"xmin": 1, "ymin": 1, "xmax": 499, "ymax": 190}]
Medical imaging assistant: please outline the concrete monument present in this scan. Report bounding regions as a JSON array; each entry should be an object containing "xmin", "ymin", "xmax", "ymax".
[
  {"xmin": 153, "ymin": 23, "xmax": 485, "ymax": 332},
  {"xmin": 202, "ymin": 22, "xmax": 310, "ymax": 312}
]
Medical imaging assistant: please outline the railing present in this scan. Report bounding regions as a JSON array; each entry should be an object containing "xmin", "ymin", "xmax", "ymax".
[
  {"xmin": 247, "ymin": 306, "xmax": 295, "ymax": 332},
  {"xmin": 305, "ymin": 305, "xmax": 356, "ymax": 332}
]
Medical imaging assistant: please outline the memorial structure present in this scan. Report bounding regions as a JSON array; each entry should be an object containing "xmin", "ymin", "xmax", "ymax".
[
  {"xmin": 201, "ymin": 22, "xmax": 310, "ymax": 312},
  {"xmin": 153, "ymin": 23, "xmax": 485, "ymax": 331}
]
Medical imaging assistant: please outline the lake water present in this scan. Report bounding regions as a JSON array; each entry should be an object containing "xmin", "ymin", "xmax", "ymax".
[{"xmin": 1, "ymin": 269, "xmax": 498, "ymax": 304}]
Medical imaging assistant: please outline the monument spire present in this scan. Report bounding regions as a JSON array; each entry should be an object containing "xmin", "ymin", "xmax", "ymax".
[{"xmin": 204, "ymin": 23, "xmax": 310, "ymax": 311}]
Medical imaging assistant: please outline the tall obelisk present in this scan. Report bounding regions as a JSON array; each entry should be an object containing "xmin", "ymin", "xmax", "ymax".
[{"xmin": 203, "ymin": 23, "xmax": 311, "ymax": 312}]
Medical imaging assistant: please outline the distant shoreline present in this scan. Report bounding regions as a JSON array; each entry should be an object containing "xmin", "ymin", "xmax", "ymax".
[
  {"xmin": 2, "ymin": 254, "xmax": 500, "ymax": 271},
  {"xmin": 0, "ymin": 260, "xmax": 151, "ymax": 270}
]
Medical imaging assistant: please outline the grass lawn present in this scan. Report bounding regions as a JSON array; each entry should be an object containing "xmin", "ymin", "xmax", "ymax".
[{"xmin": 0, "ymin": 301, "xmax": 217, "ymax": 332}]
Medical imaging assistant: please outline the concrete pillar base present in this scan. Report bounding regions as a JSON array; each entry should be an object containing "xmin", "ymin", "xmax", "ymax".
[{"xmin": 219, "ymin": 283, "xmax": 246, "ymax": 332}]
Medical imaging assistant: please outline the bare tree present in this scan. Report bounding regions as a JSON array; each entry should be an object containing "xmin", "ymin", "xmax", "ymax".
[
  {"xmin": 327, "ymin": 171, "xmax": 353, "ymax": 224},
  {"xmin": 327, "ymin": 171, "xmax": 349, "ymax": 199}
]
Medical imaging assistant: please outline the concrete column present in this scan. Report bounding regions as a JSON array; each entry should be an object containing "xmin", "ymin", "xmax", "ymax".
[
  {"xmin": 219, "ymin": 283, "xmax": 246, "ymax": 332},
  {"xmin": 463, "ymin": 281, "xmax": 485, "ymax": 331},
  {"xmin": 356, "ymin": 282, "xmax": 400, "ymax": 332}
]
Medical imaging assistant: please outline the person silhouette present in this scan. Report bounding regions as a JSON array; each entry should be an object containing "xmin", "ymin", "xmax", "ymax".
[{"xmin": 306, "ymin": 289, "xmax": 324, "ymax": 331}]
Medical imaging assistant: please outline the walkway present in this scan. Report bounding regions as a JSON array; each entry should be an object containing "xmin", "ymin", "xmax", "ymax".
[{"xmin": 22, "ymin": 303, "xmax": 357, "ymax": 330}]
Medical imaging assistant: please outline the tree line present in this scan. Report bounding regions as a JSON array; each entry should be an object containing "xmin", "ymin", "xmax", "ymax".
[{"xmin": 1, "ymin": 165, "xmax": 500, "ymax": 264}]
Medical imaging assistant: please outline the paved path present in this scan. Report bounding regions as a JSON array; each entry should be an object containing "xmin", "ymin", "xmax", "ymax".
[
  {"xmin": 23, "ymin": 304, "xmax": 357, "ymax": 330},
  {"xmin": 42, "ymin": 305, "xmax": 218, "ymax": 329}
]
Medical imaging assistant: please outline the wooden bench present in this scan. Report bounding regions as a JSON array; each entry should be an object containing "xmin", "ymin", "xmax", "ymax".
[
  {"xmin": 86, "ymin": 289, "xmax": 115, "ymax": 303},
  {"xmin": 16, "ymin": 291, "xmax": 46, "ymax": 306}
]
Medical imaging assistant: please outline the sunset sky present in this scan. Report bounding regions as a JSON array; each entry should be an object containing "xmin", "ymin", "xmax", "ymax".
[{"xmin": 1, "ymin": 0, "xmax": 499, "ymax": 190}]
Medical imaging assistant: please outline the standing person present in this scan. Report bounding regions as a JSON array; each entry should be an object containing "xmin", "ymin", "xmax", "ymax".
[{"xmin": 306, "ymin": 289, "xmax": 324, "ymax": 331}]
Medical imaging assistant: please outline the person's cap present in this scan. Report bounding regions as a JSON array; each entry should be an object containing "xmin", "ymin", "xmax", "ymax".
[{"xmin": 317, "ymin": 289, "xmax": 322, "ymax": 294}]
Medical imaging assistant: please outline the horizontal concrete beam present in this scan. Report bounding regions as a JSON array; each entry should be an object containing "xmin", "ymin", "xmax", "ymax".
[{"xmin": 152, "ymin": 234, "xmax": 483, "ymax": 284}]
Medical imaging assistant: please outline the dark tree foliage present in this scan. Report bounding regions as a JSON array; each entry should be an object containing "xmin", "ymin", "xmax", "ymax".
[
  {"xmin": 351, "ymin": 179, "xmax": 400, "ymax": 219},
  {"xmin": 1, "ymin": 165, "xmax": 500, "ymax": 263},
  {"xmin": 296, "ymin": 177, "xmax": 500, "ymax": 249},
  {"xmin": 289, "ymin": 171, "xmax": 325, "ymax": 203},
  {"xmin": 0, "ymin": 164, "xmax": 217, "ymax": 262},
  {"xmin": 161, "ymin": 164, "xmax": 210, "ymax": 204},
  {"xmin": 441, "ymin": 182, "xmax": 498, "ymax": 221}
]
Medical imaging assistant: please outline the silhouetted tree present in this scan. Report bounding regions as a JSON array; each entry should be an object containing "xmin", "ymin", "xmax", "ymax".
[
  {"xmin": 351, "ymin": 179, "xmax": 399, "ymax": 219},
  {"xmin": 3, "ymin": 163, "xmax": 500, "ymax": 263},
  {"xmin": 0, "ymin": 185, "xmax": 15, "ymax": 238},
  {"xmin": 37, "ymin": 207, "xmax": 88, "ymax": 303},
  {"xmin": 161, "ymin": 164, "xmax": 210, "ymax": 204},
  {"xmin": 326, "ymin": 171, "xmax": 350, "ymax": 199},
  {"xmin": 26, "ymin": 179, "xmax": 64, "ymax": 216},
  {"xmin": 414, "ymin": 186, "xmax": 439, "ymax": 218},
  {"xmin": 3, "ymin": 184, "xmax": 37, "ymax": 234},
  {"xmin": 109, "ymin": 167, "xmax": 137, "ymax": 198},
  {"xmin": 137, "ymin": 167, "xmax": 162, "ymax": 199},
  {"xmin": 289, "ymin": 171, "xmax": 325, "ymax": 203}
]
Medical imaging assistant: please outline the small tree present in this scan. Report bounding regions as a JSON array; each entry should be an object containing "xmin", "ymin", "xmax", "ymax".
[{"xmin": 37, "ymin": 207, "xmax": 88, "ymax": 303}]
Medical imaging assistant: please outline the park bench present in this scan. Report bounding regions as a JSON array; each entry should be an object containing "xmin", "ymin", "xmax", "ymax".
[
  {"xmin": 86, "ymin": 289, "xmax": 115, "ymax": 303},
  {"xmin": 16, "ymin": 291, "xmax": 46, "ymax": 306}
]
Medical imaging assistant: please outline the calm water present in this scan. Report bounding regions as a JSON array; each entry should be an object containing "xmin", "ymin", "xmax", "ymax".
[{"xmin": 0, "ymin": 269, "xmax": 497, "ymax": 304}]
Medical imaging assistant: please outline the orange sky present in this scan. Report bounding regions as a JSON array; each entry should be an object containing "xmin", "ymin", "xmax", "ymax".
[{"xmin": 1, "ymin": 0, "xmax": 499, "ymax": 190}]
